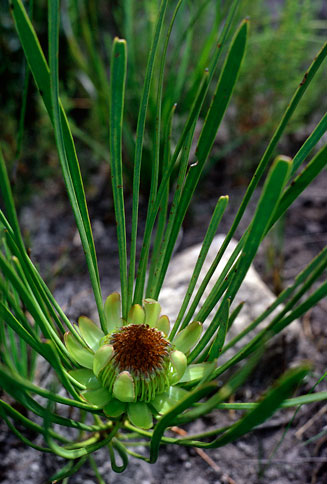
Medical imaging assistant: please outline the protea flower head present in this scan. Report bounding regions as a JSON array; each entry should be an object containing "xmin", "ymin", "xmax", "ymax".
[{"xmin": 65, "ymin": 293, "xmax": 209, "ymax": 429}]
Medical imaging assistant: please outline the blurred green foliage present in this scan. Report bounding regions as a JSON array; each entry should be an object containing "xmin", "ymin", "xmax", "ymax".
[
  {"xmin": 1, "ymin": 0, "xmax": 326, "ymax": 199},
  {"xmin": 231, "ymin": 0, "xmax": 326, "ymax": 162}
]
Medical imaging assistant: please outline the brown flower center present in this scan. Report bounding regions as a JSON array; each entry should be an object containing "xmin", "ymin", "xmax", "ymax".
[{"xmin": 110, "ymin": 324, "xmax": 170, "ymax": 376}]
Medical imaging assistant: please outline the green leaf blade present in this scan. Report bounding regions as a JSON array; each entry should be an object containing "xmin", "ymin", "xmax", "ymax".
[{"xmin": 109, "ymin": 38, "xmax": 128, "ymax": 318}]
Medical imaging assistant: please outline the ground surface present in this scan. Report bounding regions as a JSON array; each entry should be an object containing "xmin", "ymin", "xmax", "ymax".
[{"xmin": 0, "ymin": 157, "xmax": 326, "ymax": 484}]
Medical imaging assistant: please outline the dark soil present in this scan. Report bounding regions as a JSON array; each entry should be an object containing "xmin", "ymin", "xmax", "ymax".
[{"xmin": 0, "ymin": 155, "xmax": 326, "ymax": 484}]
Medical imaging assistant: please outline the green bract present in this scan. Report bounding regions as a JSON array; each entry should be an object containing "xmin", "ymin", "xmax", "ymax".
[{"xmin": 66, "ymin": 293, "xmax": 204, "ymax": 429}]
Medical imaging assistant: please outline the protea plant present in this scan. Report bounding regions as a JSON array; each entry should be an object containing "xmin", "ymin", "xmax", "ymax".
[{"xmin": 0, "ymin": 0, "xmax": 326, "ymax": 481}]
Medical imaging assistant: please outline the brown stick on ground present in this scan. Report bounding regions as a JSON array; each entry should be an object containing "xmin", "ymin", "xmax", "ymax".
[{"xmin": 171, "ymin": 426, "xmax": 237, "ymax": 484}]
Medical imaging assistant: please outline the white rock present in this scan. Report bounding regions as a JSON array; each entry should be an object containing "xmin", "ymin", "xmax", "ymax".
[{"xmin": 159, "ymin": 235, "xmax": 299, "ymax": 358}]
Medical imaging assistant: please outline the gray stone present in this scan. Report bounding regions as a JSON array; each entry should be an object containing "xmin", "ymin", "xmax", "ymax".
[{"xmin": 159, "ymin": 235, "xmax": 300, "ymax": 359}]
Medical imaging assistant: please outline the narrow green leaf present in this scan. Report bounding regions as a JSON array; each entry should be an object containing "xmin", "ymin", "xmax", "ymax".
[
  {"xmin": 123, "ymin": 0, "xmax": 135, "ymax": 78},
  {"xmin": 206, "ymin": 366, "xmax": 310, "ymax": 448},
  {"xmin": 270, "ymin": 282, "xmax": 327, "ymax": 336},
  {"xmin": 208, "ymin": 298, "xmax": 230, "ymax": 360},
  {"xmin": 11, "ymin": 0, "xmax": 105, "ymax": 330},
  {"xmin": 291, "ymin": 112, "xmax": 327, "ymax": 176},
  {"xmin": 188, "ymin": 156, "xmax": 292, "ymax": 363},
  {"xmin": 128, "ymin": 0, "xmax": 169, "ymax": 308},
  {"xmin": 270, "ymin": 145, "xmax": 327, "ymax": 228},
  {"xmin": 222, "ymin": 248, "xmax": 327, "ymax": 354},
  {"xmin": 213, "ymin": 280, "xmax": 327, "ymax": 382},
  {"xmin": 0, "ymin": 148, "xmax": 25, "ymax": 251},
  {"xmin": 49, "ymin": 457, "xmax": 88, "ymax": 482},
  {"xmin": 213, "ymin": 392, "xmax": 327, "ymax": 411},
  {"xmin": 0, "ymin": 252, "xmax": 71, "ymax": 361},
  {"xmin": 109, "ymin": 38, "xmax": 128, "ymax": 318},
  {"xmin": 191, "ymin": 42, "xmax": 327, "ymax": 328},
  {"xmin": 170, "ymin": 196, "xmax": 228, "ymax": 339},
  {"xmin": 188, "ymin": 295, "xmax": 231, "ymax": 364},
  {"xmin": 1, "ymin": 214, "xmax": 84, "ymax": 343},
  {"xmin": 0, "ymin": 301, "xmax": 42, "ymax": 356},
  {"xmin": 208, "ymin": 40, "xmax": 327, "ymax": 286},
  {"xmin": 181, "ymin": 231, "xmax": 244, "ymax": 330},
  {"xmin": 15, "ymin": 0, "xmax": 34, "ymax": 161},
  {"xmin": 177, "ymin": 349, "xmax": 262, "ymax": 425},
  {"xmin": 151, "ymin": 20, "xmax": 248, "ymax": 301},
  {"xmin": 196, "ymin": 19, "xmax": 248, "ymax": 163},
  {"xmin": 40, "ymin": 341, "xmax": 83, "ymax": 400},
  {"xmin": 109, "ymin": 440, "xmax": 129, "ymax": 473},
  {"xmin": 133, "ymin": 70, "xmax": 209, "ymax": 304},
  {"xmin": 150, "ymin": 383, "xmax": 216, "ymax": 463},
  {"xmin": 0, "ymin": 364, "xmax": 100, "ymax": 415},
  {"xmin": 146, "ymin": 103, "xmax": 176, "ymax": 292},
  {"xmin": 149, "ymin": 125, "xmax": 196, "ymax": 300},
  {"xmin": 45, "ymin": 419, "xmax": 120, "ymax": 459},
  {"xmin": 146, "ymin": 0, "xmax": 192, "ymax": 303},
  {"xmin": 0, "ymin": 398, "xmax": 67, "ymax": 444},
  {"xmin": 227, "ymin": 301, "xmax": 244, "ymax": 330},
  {"xmin": 0, "ymin": 406, "xmax": 52, "ymax": 453}
]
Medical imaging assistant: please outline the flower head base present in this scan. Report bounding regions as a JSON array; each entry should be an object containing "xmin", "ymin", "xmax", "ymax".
[
  {"xmin": 65, "ymin": 293, "xmax": 209, "ymax": 429},
  {"xmin": 99, "ymin": 324, "xmax": 171, "ymax": 402}
]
